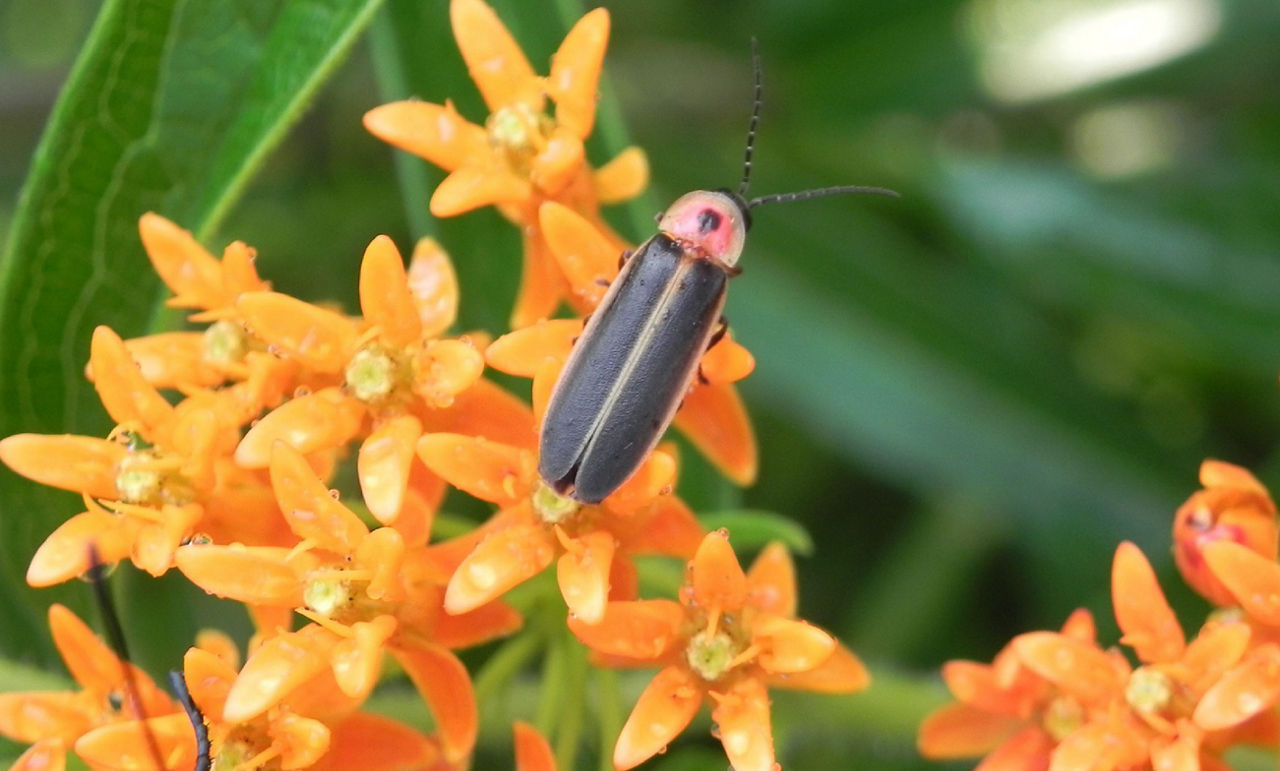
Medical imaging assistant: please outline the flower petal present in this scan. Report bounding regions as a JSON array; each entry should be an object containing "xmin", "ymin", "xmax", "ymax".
[
  {"xmin": 615, "ymin": 495, "xmax": 704, "ymax": 559},
  {"xmin": 393, "ymin": 644, "xmax": 477, "ymax": 763},
  {"xmin": 270, "ymin": 441, "xmax": 369, "ymax": 553},
  {"xmin": 0, "ymin": 692, "xmax": 91, "ymax": 744},
  {"xmin": 603, "ymin": 448, "xmax": 676, "ymax": 514},
  {"xmin": 311, "ymin": 712, "xmax": 443, "ymax": 771},
  {"xmin": 331, "ymin": 616, "xmax": 395, "ymax": 699},
  {"xmin": 752, "ymin": 615, "xmax": 835, "ymax": 674},
  {"xmin": 613, "ymin": 666, "xmax": 701, "ymax": 771},
  {"xmin": 1012, "ymin": 631, "xmax": 1120, "ymax": 704},
  {"xmin": 701, "ymin": 332, "xmax": 755, "ymax": 385},
  {"xmin": 711, "ymin": 677, "xmax": 774, "ymax": 771},
  {"xmin": 1112, "ymin": 541, "xmax": 1184, "ymax": 663},
  {"xmin": 431, "ymin": 165, "xmax": 532, "ymax": 217},
  {"xmin": 445, "ymin": 523, "xmax": 556, "ymax": 613},
  {"xmin": 1194, "ymin": 643, "xmax": 1280, "ymax": 730},
  {"xmin": 510, "ymin": 226, "xmax": 565, "ymax": 328},
  {"xmin": 450, "ymin": 0, "xmax": 540, "ymax": 112},
  {"xmin": 530, "ymin": 127, "xmax": 585, "ymax": 197},
  {"xmin": 357, "ymin": 416, "xmax": 423, "ymax": 525},
  {"xmin": 567, "ymin": 599, "xmax": 684, "ymax": 660},
  {"xmin": 594, "ymin": 147, "xmax": 649, "ymax": 204},
  {"xmin": 406, "ymin": 237, "xmax": 459, "ymax": 338},
  {"xmin": 416, "ymin": 432, "xmax": 531, "ymax": 506},
  {"xmin": 514, "ymin": 721, "xmax": 555, "ymax": 771},
  {"xmin": 410, "ymin": 338, "xmax": 485, "ymax": 407},
  {"xmin": 237, "ymin": 291, "xmax": 357, "ymax": 373},
  {"xmin": 0, "ymin": 434, "xmax": 126, "ymax": 500},
  {"xmin": 1202, "ymin": 540, "xmax": 1280, "ymax": 624},
  {"xmin": 539, "ymin": 202, "xmax": 620, "ymax": 309},
  {"xmin": 362, "ymin": 100, "xmax": 487, "ymax": 172},
  {"xmin": 765, "ymin": 643, "xmax": 869, "ymax": 693},
  {"xmin": 746, "ymin": 542, "xmax": 796, "ymax": 619},
  {"xmin": 272, "ymin": 712, "xmax": 333, "ymax": 768},
  {"xmin": 27, "ymin": 510, "xmax": 137, "ymax": 587},
  {"xmin": 235, "ymin": 388, "xmax": 365, "ymax": 468},
  {"xmin": 359, "ymin": 235, "xmax": 422, "ymax": 348},
  {"xmin": 556, "ymin": 530, "xmax": 616, "ymax": 624},
  {"xmin": 223, "ymin": 628, "xmax": 334, "ymax": 722},
  {"xmin": 976, "ymin": 725, "xmax": 1055, "ymax": 770},
  {"xmin": 76, "ymin": 712, "xmax": 196, "ymax": 771},
  {"xmin": 420, "ymin": 377, "xmax": 538, "ymax": 449},
  {"xmin": 1201, "ymin": 459, "xmax": 1270, "ymax": 495},
  {"xmin": 1182, "ymin": 619, "xmax": 1250, "ymax": 693},
  {"xmin": 357, "ymin": 526, "xmax": 406, "ymax": 602},
  {"xmin": 691, "ymin": 531, "xmax": 747, "ymax": 613},
  {"xmin": 9, "ymin": 738, "xmax": 68, "ymax": 771},
  {"xmin": 548, "ymin": 7, "xmax": 608, "ymax": 138},
  {"xmin": 917, "ymin": 703, "xmax": 1024, "ymax": 759},
  {"xmin": 174, "ymin": 544, "xmax": 306, "ymax": 606},
  {"xmin": 49, "ymin": 605, "xmax": 170, "ymax": 716},
  {"xmin": 90, "ymin": 326, "xmax": 174, "ymax": 429},
  {"xmin": 138, "ymin": 212, "xmax": 223, "ymax": 308},
  {"xmin": 673, "ymin": 383, "xmax": 757, "ymax": 486},
  {"xmin": 120, "ymin": 332, "xmax": 225, "ymax": 390},
  {"xmin": 486, "ymin": 319, "xmax": 577, "ymax": 377}
]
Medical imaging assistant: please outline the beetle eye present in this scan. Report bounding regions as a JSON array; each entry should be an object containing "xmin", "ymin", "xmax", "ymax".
[{"xmin": 696, "ymin": 208, "xmax": 721, "ymax": 234}]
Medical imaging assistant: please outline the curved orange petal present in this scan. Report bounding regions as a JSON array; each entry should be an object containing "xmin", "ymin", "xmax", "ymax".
[
  {"xmin": 410, "ymin": 338, "xmax": 485, "ymax": 407},
  {"xmin": 701, "ymin": 333, "xmax": 755, "ymax": 385},
  {"xmin": 1194, "ymin": 644, "xmax": 1280, "ymax": 730},
  {"xmin": 616, "ymin": 495, "xmax": 703, "ymax": 559},
  {"xmin": 1200, "ymin": 459, "xmax": 1270, "ymax": 496},
  {"xmin": 416, "ymin": 432, "xmax": 531, "ymax": 506},
  {"xmin": 450, "ymin": 0, "xmax": 540, "ymax": 112},
  {"xmin": 485, "ymin": 319, "xmax": 577, "ymax": 377},
  {"xmin": 270, "ymin": 441, "xmax": 368, "ymax": 553},
  {"xmin": 431, "ymin": 166, "xmax": 532, "ymax": 217},
  {"xmin": 917, "ymin": 703, "xmax": 1023, "ymax": 759},
  {"xmin": 514, "ymin": 720, "xmax": 555, "ymax": 771},
  {"xmin": 539, "ymin": 201, "xmax": 620, "ymax": 309},
  {"xmin": 711, "ymin": 676, "xmax": 774, "ymax": 771},
  {"xmin": 764, "ymin": 643, "xmax": 869, "ymax": 693},
  {"xmin": 173, "ymin": 544, "xmax": 305, "ymax": 607},
  {"xmin": 1060, "ymin": 607, "xmax": 1097, "ymax": 643},
  {"xmin": 359, "ymin": 235, "xmax": 422, "ymax": 348},
  {"xmin": 10, "ymin": 738, "xmax": 67, "ymax": 771},
  {"xmin": 691, "ymin": 531, "xmax": 747, "ymax": 613},
  {"xmin": 27, "ymin": 510, "xmax": 137, "ymax": 587},
  {"xmin": 567, "ymin": 599, "xmax": 684, "ymax": 661},
  {"xmin": 603, "ymin": 448, "xmax": 676, "ymax": 514},
  {"xmin": 90, "ymin": 326, "xmax": 174, "ymax": 430},
  {"xmin": 219, "ymin": 239, "xmax": 268, "ymax": 298},
  {"xmin": 977, "ymin": 725, "xmax": 1055, "ymax": 770},
  {"xmin": 393, "ymin": 644, "xmax": 477, "ymax": 763},
  {"xmin": 271, "ymin": 711, "xmax": 332, "ymax": 768},
  {"xmin": 1182, "ymin": 620, "xmax": 1250, "ymax": 693},
  {"xmin": 746, "ymin": 542, "xmax": 796, "ymax": 618},
  {"xmin": 0, "ymin": 692, "xmax": 90, "ymax": 744},
  {"xmin": 1048, "ymin": 721, "xmax": 1145, "ymax": 771},
  {"xmin": 331, "ymin": 616, "xmax": 395, "ymax": 699},
  {"xmin": 406, "ymin": 237, "xmax": 459, "ymax": 338},
  {"xmin": 132, "ymin": 502, "xmax": 200, "ymax": 577},
  {"xmin": 183, "ymin": 647, "xmax": 235, "ymax": 720},
  {"xmin": 445, "ymin": 523, "xmax": 556, "ymax": 613},
  {"xmin": 751, "ymin": 615, "xmax": 835, "ymax": 674},
  {"xmin": 237, "ymin": 291, "xmax": 358, "ymax": 373},
  {"xmin": 547, "ymin": 7, "xmax": 608, "ymax": 139},
  {"xmin": 556, "ymin": 529, "xmax": 616, "ymax": 624},
  {"xmin": 1112, "ymin": 541, "xmax": 1184, "ymax": 663},
  {"xmin": 594, "ymin": 147, "xmax": 649, "ymax": 204},
  {"xmin": 311, "ymin": 712, "xmax": 443, "ymax": 771},
  {"xmin": 1203, "ymin": 540, "xmax": 1280, "ymax": 624},
  {"xmin": 614, "ymin": 666, "xmax": 701, "ymax": 771},
  {"xmin": 358, "ymin": 415, "xmax": 424, "ymax": 526},
  {"xmin": 121, "ymin": 332, "xmax": 224, "ymax": 389},
  {"xmin": 420, "ymin": 377, "xmax": 537, "ymax": 449},
  {"xmin": 235, "ymin": 388, "xmax": 365, "ymax": 467},
  {"xmin": 511, "ymin": 227, "xmax": 565, "ymax": 329},
  {"xmin": 1013, "ymin": 632, "xmax": 1120, "ymax": 704},
  {"xmin": 1149, "ymin": 731, "xmax": 1200, "ymax": 771},
  {"xmin": 673, "ymin": 382, "xmax": 757, "ymax": 486},
  {"xmin": 0, "ymin": 433, "xmax": 124, "ymax": 500},
  {"xmin": 531, "ymin": 357, "xmax": 561, "ymax": 429},
  {"xmin": 138, "ymin": 213, "xmax": 222, "ymax": 308},
  {"xmin": 362, "ymin": 100, "xmax": 487, "ymax": 172},
  {"xmin": 430, "ymin": 594, "xmax": 524, "ymax": 650},
  {"xmin": 357, "ymin": 526, "xmax": 406, "ymax": 602},
  {"xmin": 75, "ymin": 712, "xmax": 196, "ymax": 771},
  {"xmin": 223, "ymin": 629, "xmax": 334, "ymax": 722},
  {"xmin": 49, "ymin": 606, "xmax": 171, "ymax": 717},
  {"xmin": 530, "ymin": 126, "xmax": 585, "ymax": 196}
]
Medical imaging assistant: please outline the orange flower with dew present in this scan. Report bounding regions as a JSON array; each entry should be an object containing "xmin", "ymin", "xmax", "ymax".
[
  {"xmin": 363, "ymin": 0, "xmax": 648, "ymax": 326},
  {"xmin": 0, "ymin": 604, "xmax": 184, "ymax": 771},
  {"xmin": 175, "ymin": 442, "xmax": 521, "ymax": 763},
  {"xmin": 233, "ymin": 235, "xmax": 529, "ymax": 526},
  {"xmin": 1173, "ymin": 459, "xmax": 1278, "ymax": 606},
  {"xmin": 485, "ymin": 305, "xmax": 757, "ymax": 489},
  {"xmin": 569, "ymin": 532, "xmax": 868, "ymax": 771},
  {"xmin": 0, "ymin": 327, "xmax": 292, "ymax": 584},
  {"xmin": 416, "ymin": 430, "xmax": 703, "ymax": 623}
]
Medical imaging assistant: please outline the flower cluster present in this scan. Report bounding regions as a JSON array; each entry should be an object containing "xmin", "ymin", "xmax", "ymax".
[
  {"xmin": 0, "ymin": 2, "xmax": 868, "ymax": 770},
  {"xmin": 919, "ymin": 460, "xmax": 1280, "ymax": 769}
]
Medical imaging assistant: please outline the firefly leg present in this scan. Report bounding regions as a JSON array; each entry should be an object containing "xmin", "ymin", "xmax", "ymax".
[{"xmin": 617, "ymin": 249, "xmax": 633, "ymax": 270}]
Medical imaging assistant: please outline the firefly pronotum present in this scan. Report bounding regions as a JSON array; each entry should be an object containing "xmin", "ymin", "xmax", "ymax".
[{"xmin": 538, "ymin": 44, "xmax": 899, "ymax": 504}]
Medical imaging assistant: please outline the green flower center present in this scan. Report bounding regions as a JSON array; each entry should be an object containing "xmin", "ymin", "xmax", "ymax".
[
  {"xmin": 345, "ymin": 347, "xmax": 398, "ymax": 403},
  {"xmin": 1125, "ymin": 666, "xmax": 1173, "ymax": 714},
  {"xmin": 115, "ymin": 453, "xmax": 164, "ymax": 503},
  {"xmin": 686, "ymin": 630, "xmax": 741, "ymax": 682},
  {"xmin": 1043, "ymin": 695, "xmax": 1085, "ymax": 741},
  {"xmin": 203, "ymin": 319, "xmax": 248, "ymax": 364},
  {"xmin": 304, "ymin": 576, "xmax": 353, "ymax": 617},
  {"xmin": 532, "ymin": 481, "xmax": 579, "ymax": 524}
]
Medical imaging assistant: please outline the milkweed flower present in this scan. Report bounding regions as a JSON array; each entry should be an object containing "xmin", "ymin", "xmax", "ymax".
[
  {"xmin": 1173, "ymin": 459, "xmax": 1278, "ymax": 607},
  {"xmin": 0, "ymin": 604, "xmax": 185, "ymax": 771},
  {"xmin": 569, "ymin": 532, "xmax": 869, "ymax": 771},
  {"xmin": 363, "ymin": 0, "xmax": 648, "ymax": 327},
  {"xmin": 416, "ymin": 429, "xmax": 703, "ymax": 623}
]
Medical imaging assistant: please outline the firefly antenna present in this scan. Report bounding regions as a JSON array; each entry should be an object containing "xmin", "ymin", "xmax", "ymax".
[
  {"xmin": 749, "ymin": 185, "xmax": 900, "ymax": 209},
  {"xmin": 737, "ymin": 38, "xmax": 763, "ymax": 199}
]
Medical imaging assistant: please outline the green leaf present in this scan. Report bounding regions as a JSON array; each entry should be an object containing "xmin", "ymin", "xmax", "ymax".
[
  {"xmin": 0, "ymin": 0, "xmax": 384, "ymax": 668},
  {"xmin": 700, "ymin": 509, "xmax": 815, "ymax": 555}
]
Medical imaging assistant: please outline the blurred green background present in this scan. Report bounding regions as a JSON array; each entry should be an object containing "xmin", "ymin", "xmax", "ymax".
[{"xmin": 2, "ymin": 0, "xmax": 1279, "ymax": 768}]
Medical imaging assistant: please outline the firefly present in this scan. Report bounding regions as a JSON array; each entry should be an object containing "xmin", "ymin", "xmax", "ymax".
[{"xmin": 538, "ymin": 44, "xmax": 898, "ymax": 504}]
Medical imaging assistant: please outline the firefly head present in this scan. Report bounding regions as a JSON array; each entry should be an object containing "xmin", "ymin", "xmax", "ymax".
[{"xmin": 656, "ymin": 189, "xmax": 750, "ymax": 269}]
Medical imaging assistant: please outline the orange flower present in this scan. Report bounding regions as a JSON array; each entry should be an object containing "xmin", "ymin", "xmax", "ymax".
[
  {"xmin": 416, "ymin": 431, "xmax": 703, "ymax": 623},
  {"xmin": 233, "ymin": 235, "xmax": 510, "ymax": 526},
  {"xmin": 486, "ymin": 308, "xmax": 757, "ymax": 489},
  {"xmin": 1173, "ymin": 459, "xmax": 1278, "ymax": 606},
  {"xmin": 569, "ymin": 532, "xmax": 868, "ymax": 771},
  {"xmin": 0, "ymin": 604, "xmax": 183, "ymax": 771},
  {"xmin": 174, "ymin": 442, "xmax": 521, "ymax": 763},
  {"xmin": 363, "ymin": 0, "xmax": 648, "ymax": 326},
  {"xmin": 0, "ymin": 326, "xmax": 290, "ymax": 584}
]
